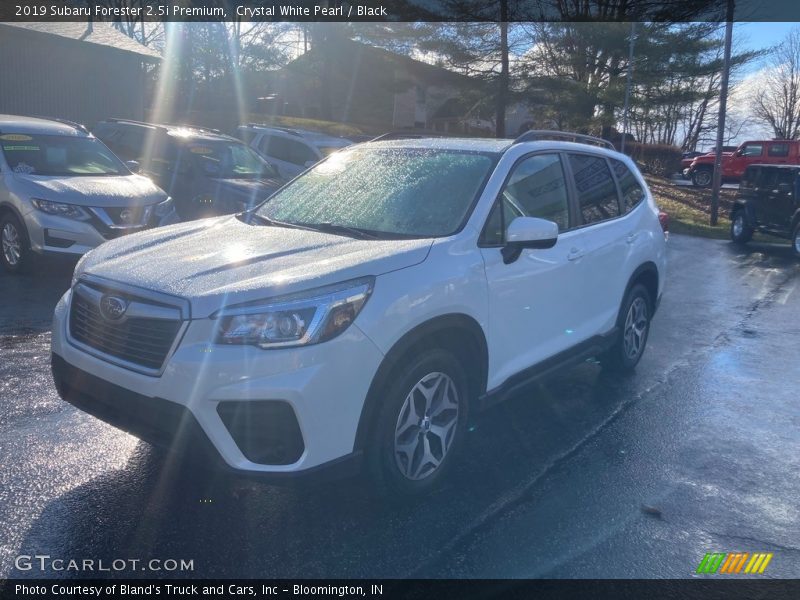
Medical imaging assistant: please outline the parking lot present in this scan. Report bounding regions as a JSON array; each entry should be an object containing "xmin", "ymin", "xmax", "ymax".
[{"xmin": 1, "ymin": 234, "xmax": 799, "ymax": 579}]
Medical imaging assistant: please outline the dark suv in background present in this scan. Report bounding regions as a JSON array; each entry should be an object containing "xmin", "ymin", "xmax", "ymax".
[
  {"xmin": 93, "ymin": 119, "xmax": 284, "ymax": 220},
  {"xmin": 730, "ymin": 164, "xmax": 800, "ymax": 256}
]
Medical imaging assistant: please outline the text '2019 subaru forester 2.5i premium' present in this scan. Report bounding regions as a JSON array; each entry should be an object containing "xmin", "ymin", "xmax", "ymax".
[{"xmin": 52, "ymin": 131, "xmax": 667, "ymax": 496}]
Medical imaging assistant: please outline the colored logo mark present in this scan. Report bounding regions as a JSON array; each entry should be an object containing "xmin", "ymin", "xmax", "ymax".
[{"xmin": 696, "ymin": 552, "xmax": 773, "ymax": 574}]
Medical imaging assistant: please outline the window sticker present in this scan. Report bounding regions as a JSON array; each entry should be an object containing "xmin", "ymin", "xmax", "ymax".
[
  {"xmin": 0, "ymin": 134, "xmax": 33, "ymax": 141},
  {"xmin": 3, "ymin": 145, "xmax": 40, "ymax": 151},
  {"xmin": 190, "ymin": 146, "xmax": 213, "ymax": 154},
  {"xmin": 12, "ymin": 162, "xmax": 35, "ymax": 174}
]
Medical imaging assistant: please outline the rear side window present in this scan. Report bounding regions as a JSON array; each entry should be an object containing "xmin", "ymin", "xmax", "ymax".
[
  {"xmin": 237, "ymin": 129, "xmax": 259, "ymax": 144},
  {"xmin": 768, "ymin": 143, "xmax": 789, "ymax": 157},
  {"xmin": 741, "ymin": 143, "xmax": 763, "ymax": 157},
  {"xmin": 610, "ymin": 158, "xmax": 645, "ymax": 213},
  {"xmin": 260, "ymin": 135, "xmax": 317, "ymax": 166},
  {"xmin": 568, "ymin": 153, "xmax": 620, "ymax": 225}
]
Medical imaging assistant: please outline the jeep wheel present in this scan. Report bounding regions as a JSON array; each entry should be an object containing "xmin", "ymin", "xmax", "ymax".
[
  {"xmin": 0, "ymin": 213, "xmax": 32, "ymax": 274},
  {"xmin": 692, "ymin": 168, "xmax": 713, "ymax": 188},
  {"xmin": 368, "ymin": 348, "xmax": 469, "ymax": 496},
  {"xmin": 792, "ymin": 222, "xmax": 800, "ymax": 258},
  {"xmin": 730, "ymin": 210, "xmax": 753, "ymax": 245},
  {"xmin": 602, "ymin": 284, "xmax": 652, "ymax": 373}
]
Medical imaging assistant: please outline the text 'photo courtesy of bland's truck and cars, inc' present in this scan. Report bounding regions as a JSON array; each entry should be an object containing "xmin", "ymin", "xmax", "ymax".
[{"xmin": 14, "ymin": 3, "xmax": 389, "ymax": 18}]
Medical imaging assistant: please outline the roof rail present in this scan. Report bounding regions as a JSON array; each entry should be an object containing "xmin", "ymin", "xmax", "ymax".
[
  {"xmin": 32, "ymin": 115, "xmax": 89, "ymax": 134},
  {"xmin": 514, "ymin": 129, "xmax": 615, "ymax": 150},
  {"xmin": 245, "ymin": 123, "xmax": 303, "ymax": 136},
  {"xmin": 105, "ymin": 118, "xmax": 166, "ymax": 131},
  {"xmin": 369, "ymin": 132, "xmax": 446, "ymax": 143}
]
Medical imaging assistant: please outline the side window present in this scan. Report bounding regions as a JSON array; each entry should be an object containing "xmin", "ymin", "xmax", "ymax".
[
  {"xmin": 610, "ymin": 158, "xmax": 645, "ymax": 213},
  {"xmin": 480, "ymin": 153, "xmax": 570, "ymax": 245},
  {"xmin": 568, "ymin": 153, "xmax": 620, "ymax": 225},
  {"xmin": 237, "ymin": 129, "xmax": 258, "ymax": 144},
  {"xmin": 261, "ymin": 136, "xmax": 316, "ymax": 166},
  {"xmin": 775, "ymin": 169, "xmax": 795, "ymax": 189},
  {"xmin": 768, "ymin": 143, "xmax": 789, "ymax": 157},
  {"xmin": 741, "ymin": 143, "xmax": 763, "ymax": 157}
]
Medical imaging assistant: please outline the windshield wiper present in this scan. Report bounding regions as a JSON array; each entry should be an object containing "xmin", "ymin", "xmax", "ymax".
[{"xmin": 290, "ymin": 222, "xmax": 381, "ymax": 240}]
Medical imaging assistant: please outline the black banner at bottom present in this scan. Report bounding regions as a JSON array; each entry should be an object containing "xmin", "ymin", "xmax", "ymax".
[{"xmin": 2, "ymin": 579, "xmax": 800, "ymax": 600}]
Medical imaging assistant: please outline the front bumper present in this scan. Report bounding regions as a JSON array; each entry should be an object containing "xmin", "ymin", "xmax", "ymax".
[
  {"xmin": 24, "ymin": 208, "xmax": 179, "ymax": 257},
  {"xmin": 51, "ymin": 289, "xmax": 384, "ymax": 478}
]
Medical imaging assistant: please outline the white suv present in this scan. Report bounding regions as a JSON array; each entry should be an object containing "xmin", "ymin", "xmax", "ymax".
[
  {"xmin": 51, "ymin": 132, "xmax": 667, "ymax": 496},
  {"xmin": 236, "ymin": 124, "xmax": 352, "ymax": 179}
]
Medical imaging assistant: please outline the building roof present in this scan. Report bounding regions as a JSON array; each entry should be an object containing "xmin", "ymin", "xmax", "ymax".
[
  {"xmin": 288, "ymin": 38, "xmax": 477, "ymax": 88},
  {"xmin": 0, "ymin": 22, "xmax": 161, "ymax": 61}
]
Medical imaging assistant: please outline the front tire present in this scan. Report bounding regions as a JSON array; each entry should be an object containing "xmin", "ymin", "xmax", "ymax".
[
  {"xmin": 0, "ymin": 212, "xmax": 32, "ymax": 274},
  {"xmin": 730, "ymin": 210, "xmax": 753, "ymax": 244},
  {"xmin": 602, "ymin": 284, "xmax": 652, "ymax": 373},
  {"xmin": 792, "ymin": 222, "xmax": 800, "ymax": 258},
  {"xmin": 367, "ymin": 348, "xmax": 469, "ymax": 497},
  {"xmin": 691, "ymin": 168, "xmax": 713, "ymax": 188}
]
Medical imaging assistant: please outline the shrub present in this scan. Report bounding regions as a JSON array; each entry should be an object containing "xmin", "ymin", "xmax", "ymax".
[{"xmin": 623, "ymin": 142, "xmax": 682, "ymax": 177}]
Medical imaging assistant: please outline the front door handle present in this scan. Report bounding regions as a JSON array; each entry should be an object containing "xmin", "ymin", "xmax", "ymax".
[
  {"xmin": 626, "ymin": 233, "xmax": 639, "ymax": 244},
  {"xmin": 567, "ymin": 247, "xmax": 584, "ymax": 261}
]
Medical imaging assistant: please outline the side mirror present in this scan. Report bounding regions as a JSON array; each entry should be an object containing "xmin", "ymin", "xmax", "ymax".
[
  {"xmin": 125, "ymin": 160, "xmax": 141, "ymax": 173},
  {"xmin": 501, "ymin": 216, "xmax": 559, "ymax": 264}
]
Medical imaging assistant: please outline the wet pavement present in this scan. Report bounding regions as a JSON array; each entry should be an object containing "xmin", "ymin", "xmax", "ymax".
[{"xmin": 0, "ymin": 234, "xmax": 798, "ymax": 579}]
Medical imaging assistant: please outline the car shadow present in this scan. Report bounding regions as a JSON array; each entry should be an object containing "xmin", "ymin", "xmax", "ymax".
[{"xmin": 10, "ymin": 363, "xmax": 637, "ymax": 579}]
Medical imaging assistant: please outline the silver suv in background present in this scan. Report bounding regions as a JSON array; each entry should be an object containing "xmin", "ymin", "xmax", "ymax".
[
  {"xmin": 236, "ymin": 124, "xmax": 352, "ymax": 179},
  {"xmin": 0, "ymin": 115, "xmax": 175, "ymax": 274}
]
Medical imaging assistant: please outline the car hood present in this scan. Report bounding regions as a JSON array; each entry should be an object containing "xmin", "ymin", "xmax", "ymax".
[
  {"xmin": 77, "ymin": 216, "xmax": 433, "ymax": 318},
  {"xmin": 12, "ymin": 173, "xmax": 167, "ymax": 207}
]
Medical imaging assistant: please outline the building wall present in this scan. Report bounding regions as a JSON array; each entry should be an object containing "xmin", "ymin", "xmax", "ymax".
[{"xmin": 0, "ymin": 28, "xmax": 146, "ymax": 127}]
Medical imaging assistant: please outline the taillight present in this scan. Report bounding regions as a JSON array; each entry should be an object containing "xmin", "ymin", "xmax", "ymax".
[{"xmin": 658, "ymin": 211, "xmax": 669, "ymax": 239}]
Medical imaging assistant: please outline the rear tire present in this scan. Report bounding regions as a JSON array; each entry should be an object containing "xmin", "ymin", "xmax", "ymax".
[
  {"xmin": 0, "ymin": 212, "xmax": 32, "ymax": 274},
  {"xmin": 792, "ymin": 222, "xmax": 800, "ymax": 258},
  {"xmin": 730, "ymin": 210, "xmax": 753, "ymax": 245},
  {"xmin": 691, "ymin": 168, "xmax": 713, "ymax": 188},
  {"xmin": 601, "ymin": 284, "xmax": 652, "ymax": 373},
  {"xmin": 367, "ymin": 348, "xmax": 469, "ymax": 497}
]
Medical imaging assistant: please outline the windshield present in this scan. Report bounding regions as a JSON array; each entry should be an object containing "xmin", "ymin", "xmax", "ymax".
[
  {"xmin": 0, "ymin": 134, "xmax": 127, "ymax": 176},
  {"xmin": 255, "ymin": 147, "xmax": 496, "ymax": 238},
  {"xmin": 188, "ymin": 141, "xmax": 277, "ymax": 179}
]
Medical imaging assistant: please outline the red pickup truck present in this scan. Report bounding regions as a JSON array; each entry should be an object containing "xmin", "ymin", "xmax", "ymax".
[{"xmin": 688, "ymin": 140, "xmax": 800, "ymax": 187}]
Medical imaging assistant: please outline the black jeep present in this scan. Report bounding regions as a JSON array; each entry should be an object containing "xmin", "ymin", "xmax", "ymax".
[{"xmin": 730, "ymin": 164, "xmax": 800, "ymax": 256}]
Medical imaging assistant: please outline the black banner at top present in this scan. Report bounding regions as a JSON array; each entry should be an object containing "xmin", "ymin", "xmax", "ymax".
[{"xmin": 2, "ymin": 0, "xmax": 800, "ymax": 22}]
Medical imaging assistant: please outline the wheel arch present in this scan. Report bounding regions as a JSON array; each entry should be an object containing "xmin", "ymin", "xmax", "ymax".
[
  {"xmin": 353, "ymin": 313, "xmax": 488, "ymax": 452},
  {"xmin": 624, "ymin": 262, "xmax": 659, "ymax": 318}
]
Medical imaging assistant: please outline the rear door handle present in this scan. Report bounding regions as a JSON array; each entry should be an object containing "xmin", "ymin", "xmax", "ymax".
[{"xmin": 567, "ymin": 247, "xmax": 584, "ymax": 261}]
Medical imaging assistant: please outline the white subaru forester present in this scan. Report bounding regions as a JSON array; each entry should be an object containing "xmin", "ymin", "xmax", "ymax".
[{"xmin": 51, "ymin": 132, "xmax": 667, "ymax": 496}]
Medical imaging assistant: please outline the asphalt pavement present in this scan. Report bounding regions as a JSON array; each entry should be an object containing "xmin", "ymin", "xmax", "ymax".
[{"xmin": 1, "ymin": 234, "xmax": 798, "ymax": 579}]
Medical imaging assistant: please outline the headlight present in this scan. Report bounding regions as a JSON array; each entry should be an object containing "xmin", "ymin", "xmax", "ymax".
[
  {"xmin": 154, "ymin": 197, "xmax": 174, "ymax": 218},
  {"xmin": 31, "ymin": 198, "xmax": 89, "ymax": 221},
  {"xmin": 213, "ymin": 277, "xmax": 374, "ymax": 348}
]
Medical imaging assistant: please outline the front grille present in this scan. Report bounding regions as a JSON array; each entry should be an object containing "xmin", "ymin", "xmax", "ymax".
[{"xmin": 68, "ymin": 282, "xmax": 184, "ymax": 373}]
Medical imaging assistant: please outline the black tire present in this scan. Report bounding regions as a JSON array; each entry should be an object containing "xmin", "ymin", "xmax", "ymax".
[
  {"xmin": 730, "ymin": 210, "xmax": 753, "ymax": 245},
  {"xmin": 367, "ymin": 348, "xmax": 470, "ymax": 497},
  {"xmin": 0, "ymin": 212, "xmax": 33, "ymax": 274},
  {"xmin": 601, "ymin": 283, "xmax": 652, "ymax": 373},
  {"xmin": 792, "ymin": 222, "xmax": 800, "ymax": 258},
  {"xmin": 691, "ymin": 168, "xmax": 713, "ymax": 188}
]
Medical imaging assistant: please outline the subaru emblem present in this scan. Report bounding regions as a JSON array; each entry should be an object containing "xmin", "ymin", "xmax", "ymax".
[{"xmin": 99, "ymin": 295, "xmax": 128, "ymax": 321}]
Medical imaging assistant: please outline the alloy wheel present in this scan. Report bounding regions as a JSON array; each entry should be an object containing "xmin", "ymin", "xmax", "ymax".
[
  {"xmin": 2, "ymin": 222, "xmax": 21, "ymax": 266},
  {"xmin": 623, "ymin": 297, "xmax": 648, "ymax": 360},
  {"xmin": 733, "ymin": 215, "xmax": 744, "ymax": 238},
  {"xmin": 393, "ymin": 371, "xmax": 459, "ymax": 481},
  {"xmin": 695, "ymin": 171, "xmax": 712, "ymax": 186},
  {"xmin": 794, "ymin": 229, "xmax": 800, "ymax": 254}
]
